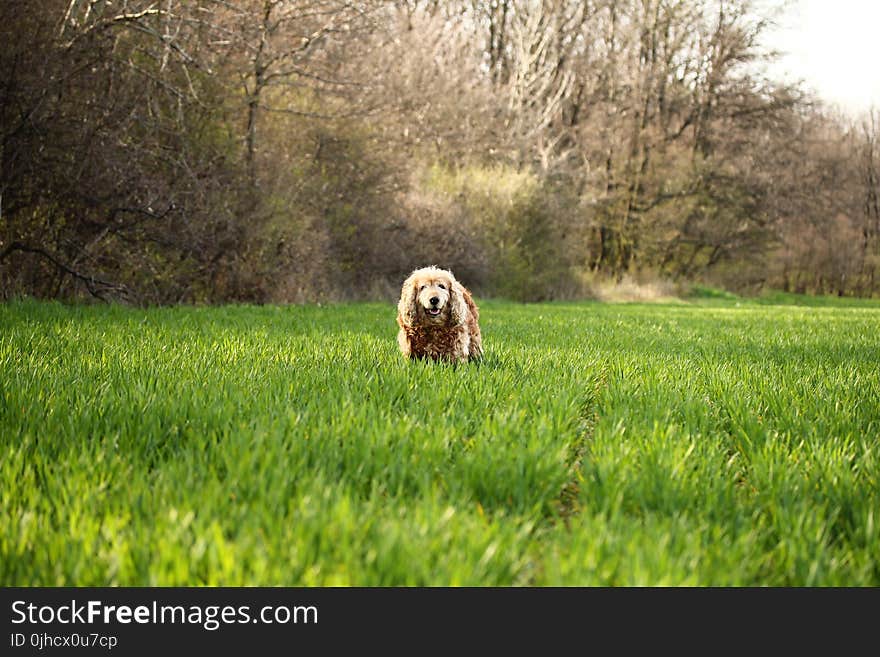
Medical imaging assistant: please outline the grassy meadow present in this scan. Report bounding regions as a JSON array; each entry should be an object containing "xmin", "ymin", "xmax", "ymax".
[{"xmin": 1, "ymin": 295, "xmax": 878, "ymax": 585}]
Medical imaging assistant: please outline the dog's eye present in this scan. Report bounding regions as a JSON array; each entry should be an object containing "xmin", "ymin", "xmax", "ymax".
[
  {"xmin": 419, "ymin": 285, "xmax": 426, "ymax": 291},
  {"xmin": 438, "ymin": 284, "xmax": 446, "ymax": 290}
]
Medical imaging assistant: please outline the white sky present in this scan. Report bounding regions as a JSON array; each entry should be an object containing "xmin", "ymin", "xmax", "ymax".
[{"xmin": 764, "ymin": 0, "xmax": 880, "ymax": 115}]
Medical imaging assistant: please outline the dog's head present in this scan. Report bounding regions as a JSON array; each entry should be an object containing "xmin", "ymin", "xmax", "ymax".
[{"xmin": 398, "ymin": 266, "xmax": 468, "ymax": 328}]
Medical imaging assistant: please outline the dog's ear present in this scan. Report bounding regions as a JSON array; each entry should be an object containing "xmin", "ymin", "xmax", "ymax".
[
  {"xmin": 397, "ymin": 275, "xmax": 418, "ymax": 327},
  {"xmin": 449, "ymin": 279, "xmax": 469, "ymax": 326}
]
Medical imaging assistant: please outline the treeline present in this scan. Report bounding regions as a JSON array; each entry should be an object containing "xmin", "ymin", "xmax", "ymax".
[{"xmin": 1, "ymin": 0, "xmax": 878, "ymax": 303}]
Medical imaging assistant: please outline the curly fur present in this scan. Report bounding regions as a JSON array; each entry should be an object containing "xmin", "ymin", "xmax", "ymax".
[{"xmin": 396, "ymin": 266, "xmax": 482, "ymax": 363}]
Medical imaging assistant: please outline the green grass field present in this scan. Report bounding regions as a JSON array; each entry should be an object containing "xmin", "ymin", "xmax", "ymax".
[{"xmin": 2, "ymin": 296, "xmax": 878, "ymax": 585}]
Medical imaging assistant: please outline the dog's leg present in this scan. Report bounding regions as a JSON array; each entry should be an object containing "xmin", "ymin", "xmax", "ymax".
[{"xmin": 397, "ymin": 327, "xmax": 411, "ymax": 357}]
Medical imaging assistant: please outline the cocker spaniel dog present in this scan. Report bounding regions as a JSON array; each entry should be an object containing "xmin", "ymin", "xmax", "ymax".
[{"xmin": 396, "ymin": 266, "xmax": 483, "ymax": 363}]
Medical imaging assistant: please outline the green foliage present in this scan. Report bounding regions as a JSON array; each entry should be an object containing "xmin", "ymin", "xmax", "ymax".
[
  {"xmin": 423, "ymin": 163, "xmax": 540, "ymax": 203},
  {"xmin": 420, "ymin": 164, "xmax": 578, "ymax": 300},
  {"xmin": 1, "ymin": 297, "xmax": 879, "ymax": 585},
  {"xmin": 686, "ymin": 285, "xmax": 740, "ymax": 301},
  {"xmin": 289, "ymin": 126, "xmax": 402, "ymax": 285},
  {"xmin": 755, "ymin": 290, "xmax": 880, "ymax": 308}
]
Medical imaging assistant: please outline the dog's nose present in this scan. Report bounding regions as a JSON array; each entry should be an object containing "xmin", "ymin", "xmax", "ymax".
[{"xmin": 429, "ymin": 297, "xmax": 439, "ymax": 306}]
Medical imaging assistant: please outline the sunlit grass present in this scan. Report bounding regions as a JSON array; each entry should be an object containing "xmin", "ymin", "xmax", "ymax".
[{"xmin": 1, "ymin": 297, "xmax": 878, "ymax": 585}]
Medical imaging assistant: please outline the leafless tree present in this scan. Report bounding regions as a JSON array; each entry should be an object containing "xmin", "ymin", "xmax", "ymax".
[{"xmin": 2, "ymin": 0, "xmax": 877, "ymax": 302}]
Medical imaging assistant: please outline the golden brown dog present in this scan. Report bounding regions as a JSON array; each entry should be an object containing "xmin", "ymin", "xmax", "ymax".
[{"xmin": 396, "ymin": 266, "xmax": 482, "ymax": 362}]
